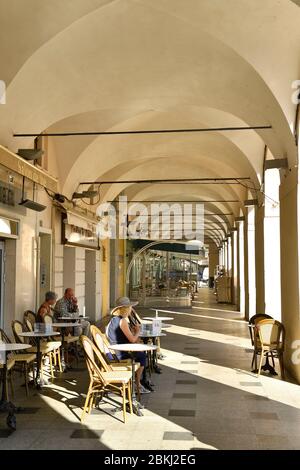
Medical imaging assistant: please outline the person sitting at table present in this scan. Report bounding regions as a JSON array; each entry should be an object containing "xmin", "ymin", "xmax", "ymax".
[
  {"xmin": 107, "ymin": 299, "xmax": 150, "ymax": 395},
  {"xmin": 55, "ymin": 288, "xmax": 91, "ymax": 338},
  {"xmin": 37, "ymin": 291, "xmax": 58, "ymax": 322}
]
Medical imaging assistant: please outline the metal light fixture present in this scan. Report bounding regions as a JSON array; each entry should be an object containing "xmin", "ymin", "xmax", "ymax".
[
  {"xmin": 17, "ymin": 148, "xmax": 44, "ymax": 161},
  {"xmin": 72, "ymin": 190, "xmax": 98, "ymax": 199},
  {"xmin": 19, "ymin": 177, "xmax": 46, "ymax": 212}
]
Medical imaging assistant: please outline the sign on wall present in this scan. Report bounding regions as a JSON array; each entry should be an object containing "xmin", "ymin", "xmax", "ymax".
[{"xmin": 61, "ymin": 213, "xmax": 99, "ymax": 250}]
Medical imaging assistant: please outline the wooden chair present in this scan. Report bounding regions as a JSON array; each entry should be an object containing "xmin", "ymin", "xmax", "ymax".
[
  {"xmin": 12, "ymin": 320, "xmax": 58, "ymax": 379},
  {"xmin": 255, "ymin": 319, "xmax": 285, "ymax": 378},
  {"xmin": 81, "ymin": 335, "xmax": 132, "ymax": 423},
  {"xmin": 90, "ymin": 325, "xmax": 139, "ymax": 372},
  {"xmin": 45, "ymin": 314, "xmax": 80, "ymax": 366},
  {"xmin": 23, "ymin": 310, "xmax": 36, "ymax": 328},
  {"xmin": 248, "ymin": 314, "xmax": 273, "ymax": 369},
  {"xmin": 0, "ymin": 335, "xmax": 15, "ymax": 400},
  {"xmin": 43, "ymin": 314, "xmax": 63, "ymax": 373},
  {"xmin": 25, "ymin": 317, "xmax": 63, "ymax": 378},
  {"xmin": 0, "ymin": 328, "xmax": 35, "ymax": 395}
]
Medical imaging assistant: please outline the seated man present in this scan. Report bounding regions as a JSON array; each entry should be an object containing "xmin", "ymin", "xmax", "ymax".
[
  {"xmin": 37, "ymin": 291, "xmax": 58, "ymax": 322},
  {"xmin": 55, "ymin": 288, "xmax": 91, "ymax": 338}
]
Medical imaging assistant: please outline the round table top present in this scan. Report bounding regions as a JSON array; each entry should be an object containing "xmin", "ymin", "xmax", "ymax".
[
  {"xmin": 0, "ymin": 343, "xmax": 32, "ymax": 352},
  {"xmin": 52, "ymin": 322, "xmax": 80, "ymax": 328},
  {"xmin": 143, "ymin": 316, "xmax": 174, "ymax": 321},
  {"xmin": 57, "ymin": 316, "xmax": 89, "ymax": 320},
  {"xmin": 18, "ymin": 331, "xmax": 60, "ymax": 338},
  {"xmin": 109, "ymin": 343, "xmax": 157, "ymax": 352},
  {"xmin": 139, "ymin": 332, "xmax": 167, "ymax": 338}
]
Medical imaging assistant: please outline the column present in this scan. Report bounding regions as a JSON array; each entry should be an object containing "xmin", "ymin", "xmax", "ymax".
[
  {"xmin": 247, "ymin": 206, "xmax": 256, "ymax": 317},
  {"xmin": 100, "ymin": 238, "xmax": 110, "ymax": 316},
  {"xmin": 63, "ymin": 246, "xmax": 85, "ymax": 311},
  {"xmin": 280, "ymin": 167, "xmax": 300, "ymax": 382},
  {"xmin": 232, "ymin": 229, "xmax": 239, "ymax": 308},
  {"xmin": 264, "ymin": 168, "xmax": 281, "ymax": 320},
  {"xmin": 237, "ymin": 218, "xmax": 248, "ymax": 317},
  {"xmin": 109, "ymin": 238, "xmax": 119, "ymax": 307},
  {"xmin": 208, "ymin": 242, "xmax": 219, "ymax": 288},
  {"xmin": 255, "ymin": 205, "xmax": 265, "ymax": 313},
  {"xmin": 85, "ymin": 250, "xmax": 101, "ymax": 323}
]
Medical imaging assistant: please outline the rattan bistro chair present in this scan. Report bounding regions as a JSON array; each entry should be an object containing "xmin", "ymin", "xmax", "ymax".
[
  {"xmin": 23, "ymin": 310, "xmax": 36, "ymax": 328},
  {"xmin": 248, "ymin": 313, "xmax": 273, "ymax": 370},
  {"xmin": 0, "ymin": 334, "xmax": 15, "ymax": 400},
  {"xmin": 90, "ymin": 325, "xmax": 139, "ymax": 372},
  {"xmin": 12, "ymin": 320, "xmax": 58, "ymax": 379},
  {"xmin": 24, "ymin": 317, "xmax": 62, "ymax": 377},
  {"xmin": 43, "ymin": 314, "xmax": 80, "ymax": 366},
  {"xmin": 81, "ymin": 335, "xmax": 133, "ymax": 423},
  {"xmin": 43, "ymin": 314, "xmax": 63, "ymax": 373},
  {"xmin": 0, "ymin": 328, "xmax": 35, "ymax": 395},
  {"xmin": 255, "ymin": 319, "xmax": 285, "ymax": 378}
]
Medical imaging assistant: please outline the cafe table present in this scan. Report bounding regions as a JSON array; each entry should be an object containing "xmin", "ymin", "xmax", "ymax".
[
  {"xmin": 143, "ymin": 316, "xmax": 174, "ymax": 322},
  {"xmin": 18, "ymin": 331, "xmax": 60, "ymax": 388},
  {"xmin": 52, "ymin": 322, "xmax": 80, "ymax": 371},
  {"xmin": 0, "ymin": 342, "xmax": 31, "ymax": 429},
  {"xmin": 109, "ymin": 343, "xmax": 156, "ymax": 417},
  {"xmin": 57, "ymin": 316, "xmax": 90, "ymax": 321},
  {"xmin": 139, "ymin": 332, "xmax": 167, "ymax": 373},
  {"xmin": 141, "ymin": 316, "xmax": 172, "ymax": 360}
]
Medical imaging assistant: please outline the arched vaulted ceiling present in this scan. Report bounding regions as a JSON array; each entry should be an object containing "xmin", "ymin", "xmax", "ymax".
[{"xmin": 0, "ymin": 0, "xmax": 299, "ymax": 245}]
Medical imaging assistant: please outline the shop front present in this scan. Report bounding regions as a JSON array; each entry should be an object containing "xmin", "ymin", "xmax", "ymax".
[{"xmin": 127, "ymin": 241, "xmax": 208, "ymax": 307}]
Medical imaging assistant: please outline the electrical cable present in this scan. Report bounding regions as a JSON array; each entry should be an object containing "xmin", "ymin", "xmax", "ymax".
[{"xmin": 235, "ymin": 178, "xmax": 279, "ymax": 206}]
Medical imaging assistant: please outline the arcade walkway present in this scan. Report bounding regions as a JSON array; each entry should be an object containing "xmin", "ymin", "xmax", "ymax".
[{"xmin": 1, "ymin": 289, "xmax": 300, "ymax": 450}]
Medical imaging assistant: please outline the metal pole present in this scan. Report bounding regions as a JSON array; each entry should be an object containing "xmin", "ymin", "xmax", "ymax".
[
  {"xmin": 80, "ymin": 177, "xmax": 250, "ymax": 185},
  {"xmin": 13, "ymin": 125, "xmax": 272, "ymax": 138}
]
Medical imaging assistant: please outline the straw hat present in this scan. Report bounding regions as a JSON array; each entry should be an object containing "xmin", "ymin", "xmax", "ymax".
[{"xmin": 110, "ymin": 296, "xmax": 138, "ymax": 316}]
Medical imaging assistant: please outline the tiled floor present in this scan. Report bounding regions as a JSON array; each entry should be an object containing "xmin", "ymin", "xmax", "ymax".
[{"xmin": 1, "ymin": 288, "xmax": 300, "ymax": 450}]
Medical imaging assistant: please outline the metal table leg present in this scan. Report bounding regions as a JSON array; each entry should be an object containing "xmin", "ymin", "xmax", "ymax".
[
  {"xmin": 35, "ymin": 337, "xmax": 45, "ymax": 389},
  {"xmin": 153, "ymin": 337, "xmax": 162, "ymax": 374},
  {"xmin": 60, "ymin": 329, "xmax": 67, "ymax": 371},
  {"xmin": 129, "ymin": 353, "xmax": 143, "ymax": 417}
]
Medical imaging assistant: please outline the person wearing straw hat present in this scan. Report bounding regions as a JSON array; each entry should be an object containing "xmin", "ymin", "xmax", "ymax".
[{"xmin": 107, "ymin": 297, "xmax": 151, "ymax": 395}]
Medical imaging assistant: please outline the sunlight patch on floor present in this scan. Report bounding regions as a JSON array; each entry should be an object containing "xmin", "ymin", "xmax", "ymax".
[
  {"xmin": 165, "ymin": 323, "xmax": 250, "ymax": 348},
  {"xmin": 158, "ymin": 346, "xmax": 300, "ymax": 411}
]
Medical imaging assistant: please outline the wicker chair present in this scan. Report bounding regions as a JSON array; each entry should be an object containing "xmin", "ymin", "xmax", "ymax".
[
  {"xmin": 0, "ymin": 328, "xmax": 35, "ymax": 395},
  {"xmin": 255, "ymin": 319, "xmax": 285, "ymax": 378},
  {"xmin": 81, "ymin": 335, "xmax": 132, "ymax": 423}
]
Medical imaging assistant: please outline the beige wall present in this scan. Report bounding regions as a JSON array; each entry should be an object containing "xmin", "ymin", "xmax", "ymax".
[{"xmin": 0, "ymin": 203, "xmax": 38, "ymax": 336}]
